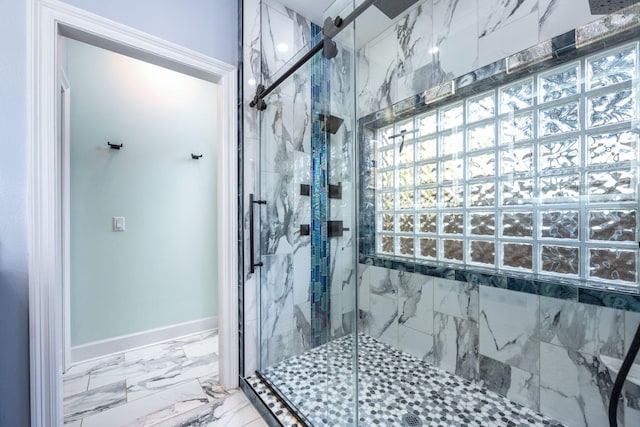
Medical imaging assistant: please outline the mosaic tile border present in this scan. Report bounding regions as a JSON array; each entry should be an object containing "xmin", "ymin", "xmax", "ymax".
[
  {"xmin": 357, "ymin": 8, "xmax": 640, "ymax": 315},
  {"xmin": 359, "ymin": 255, "xmax": 640, "ymax": 313}
]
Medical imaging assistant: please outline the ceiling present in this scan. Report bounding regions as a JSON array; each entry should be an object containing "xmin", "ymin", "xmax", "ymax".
[{"xmin": 278, "ymin": 0, "xmax": 335, "ymax": 26}]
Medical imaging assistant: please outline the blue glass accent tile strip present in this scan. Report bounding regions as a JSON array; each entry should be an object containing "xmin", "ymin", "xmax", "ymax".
[
  {"xmin": 578, "ymin": 288, "xmax": 640, "ymax": 312},
  {"xmin": 310, "ymin": 22, "xmax": 331, "ymax": 348},
  {"xmin": 360, "ymin": 254, "xmax": 639, "ymax": 312}
]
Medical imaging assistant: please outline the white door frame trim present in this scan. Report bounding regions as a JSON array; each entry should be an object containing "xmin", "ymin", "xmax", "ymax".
[
  {"xmin": 58, "ymin": 66, "xmax": 71, "ymax": 374},
  {"xmin": 27, "ymin": 1, "xmax": 238, "ymax": 425}
]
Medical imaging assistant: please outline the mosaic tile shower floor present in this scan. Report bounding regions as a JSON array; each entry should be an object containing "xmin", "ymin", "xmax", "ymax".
[{"xmin": 257, "ymin": 334, "xmax": 564, "ymax": 427}]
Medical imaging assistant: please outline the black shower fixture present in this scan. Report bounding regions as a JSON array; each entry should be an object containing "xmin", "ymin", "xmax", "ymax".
[
  {"xmin": 319, "ymin": 114, "xmax": 344, "ymax": 134},
  {"xmin": 374, "ymin": 0, "xmax": 419, "ymax": 19},
  {"xmin": 589, "ymin": 0, "xmax": 636, "ymax": 14}
]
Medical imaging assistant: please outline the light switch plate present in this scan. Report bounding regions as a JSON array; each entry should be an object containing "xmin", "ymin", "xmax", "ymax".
[{"xmin": 113, "ymin": 216, "xmax": 125, "ymax": 231}]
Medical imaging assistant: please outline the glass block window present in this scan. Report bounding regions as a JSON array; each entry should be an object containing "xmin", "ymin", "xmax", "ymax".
[{"xmin": 373, "ymin": 42, "xmax": 640, "ymax": 289}]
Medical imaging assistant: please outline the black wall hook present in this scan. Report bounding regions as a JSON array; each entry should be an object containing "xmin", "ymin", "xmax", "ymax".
[
  {"xmin": 108, "ymin": 142, "xmax": 123, "ymax": 150},
  {"xmin": 191, "ymin": 153, "xmax": 203, "ymax": 159}
]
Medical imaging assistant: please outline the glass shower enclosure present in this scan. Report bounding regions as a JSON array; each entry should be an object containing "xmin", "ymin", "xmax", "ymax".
[
  {"xmin": 246, "ymin": 0, "xmax": 640, "ymax": 426},
  {"xmin": 253, "ymin": 1, "xmax": 359, "ymax": 424}
]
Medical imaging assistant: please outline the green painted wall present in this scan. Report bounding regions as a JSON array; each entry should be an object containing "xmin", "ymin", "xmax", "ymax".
[{"xmin": 67, "ymin": 38, "xmax": 218, "ymax": 346}]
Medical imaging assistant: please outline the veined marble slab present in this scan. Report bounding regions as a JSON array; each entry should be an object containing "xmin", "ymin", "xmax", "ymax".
[
  {"xmin": 479, "ymin": 9, "xmax": 539, "ymax": 67},
  {"xmin": 358, "ymin": 264, "xmax": 371, "ymax": 313},
  {"xmin": 540, "ymin": 296, "xmax": 624, "ymax": 358},
  {"xmin": 126, "ymin": 353, "xmax": 219, "ymax": 402},
  {"xmin": 600, "ymin": 355, "xmax": 640, "ymax": 387},
  {"xmin": 433, "ymin": 0, "xmax": 479, "ymax": 79},
  {"xmin": 479, "ymin": 355, "xmax": 540, "ymax": 410},
  {"xmin": 479, "ymin": 0, "xmax": 538, "ymax": 39},
  {"xmin": 244, "ymin": 318, "xmax": 258, "ymax": 375},
  {"xmin": 433, "ymin": 312, "xmax": 479, "ymax": 381},
  {"xmin": 197, "ymin": 375, "xmax": 223, "ymax": 401},
  {"xmin": 368, "ymin": 265, "xmax": 399, "ymax": 296},
  {"xmin": 398, "ymin": 324, "xmax": 433, "ymax": 360},
  {"xmin": 434, "ymin": 278, "xmax": 479, "ymax": 322},
  {"xmin": 63, "ymin": 374, "xmax": 89, "ymax": 398},
  {"xmin": 64, "ymin": 354, "xmax": 124, "ymax": 380},
  {"xmin": 64, "ymin": 381, "xmax": 127, "ymax": 423},
  {"xmin": 151, "ymin": 389, "xmax": 263, "ymax": 427},
  {"xmin": 540, "ymin": 342, "xmax": 616, "ymax": 427},
  {"xmin": 260, "ymin": 253, "xmax": 295, "ymax": 366},
  {"xmin": 260, "ymin": 1, "xmax": 313, "ymax": 86},
  {"xmin": 62, "ymin": 330, "xmax": 233, "ymax": 426},
  {"xmin": 369, "ymin": 293, "xmax": 399, "ymax": 347},
  {"xmin": 538, "ymin": 0, "xmax": 595, "ymax": 41},
  {"xmin": 242, "ymin": 0, "xmax": 260, "ymax": 53},
  {"xmin": 82, "ymin": 380, "xmax": 209, "ymax": 427},
  {"xmin": 626, "ymin": 311, "xmax": 640, "ymax": 366},
  {"xmin": 89, "ymin": 349, "xmax": 188, "ymax": 389},
  {"xmin": 479, "ymin": 286, "xmax": 540, "ymax": 374},
  {"xmin": 399, "ymin": 279, "xmax": 434, "ymax": 335},
  {"xmin": 182, "ymin": 335, "xmax": 218, "ymax": 359}
]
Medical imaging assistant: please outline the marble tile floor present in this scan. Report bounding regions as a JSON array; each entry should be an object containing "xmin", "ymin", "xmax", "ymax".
[
  {"xmin": 63, "ymin": 330, "xmax": 268, "ymax": 427},
  {"xmin": 256, "ymin": 334, "xmax": 565, "ymax": 427}
]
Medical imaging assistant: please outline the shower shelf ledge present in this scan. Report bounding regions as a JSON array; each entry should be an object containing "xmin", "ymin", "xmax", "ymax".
[{"xmin": 600, "ymin": 354, "xmax": 640, "ymax": 387}]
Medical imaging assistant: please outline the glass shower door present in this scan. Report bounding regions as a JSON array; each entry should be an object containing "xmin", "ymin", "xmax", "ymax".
[
  {"xmin": 256, "ymin": 55, "xmax": 314, "ymax": 371},
  {"xmin": 255, "ymin": 5, "xmax": 358, "ymax": 423}
]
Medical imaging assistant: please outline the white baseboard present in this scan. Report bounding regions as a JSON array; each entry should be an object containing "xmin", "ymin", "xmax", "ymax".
[{"xmin": 71, "ymin": 316, "xmax": 218, "ymax": 363}]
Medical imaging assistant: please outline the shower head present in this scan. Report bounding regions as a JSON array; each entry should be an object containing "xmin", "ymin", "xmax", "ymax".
[
  {"xmin": 588, "ymin": 0, "xmax": 637, "ymax": 14},
  {"xmin": 374, "ymin": 0, "xmax": 419, "ymax": 19}
]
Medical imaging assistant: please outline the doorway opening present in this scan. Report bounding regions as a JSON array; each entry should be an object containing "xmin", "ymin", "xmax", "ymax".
[
  {"xmin": 28, "ymin": 1, "xmax": 237, "ymax": 425},
  {"xmin": 61, "ymin": 37, "xmax": 219, "ymax": 365},
  {"xmin": 59, "ymin": 37, "xmax": 222, "ymax": 424}
]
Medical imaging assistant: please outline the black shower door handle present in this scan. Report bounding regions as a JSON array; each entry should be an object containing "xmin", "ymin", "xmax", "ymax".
[{"xmin": 249, "ymin": 194, "xmax": 266, "ymax": 274}]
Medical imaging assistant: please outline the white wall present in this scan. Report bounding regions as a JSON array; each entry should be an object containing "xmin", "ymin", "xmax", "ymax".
[
  {"xmin": 62, "ymin": 0, "xmax": 238, "ymax": 65},
  {"xmin": 0, "ymin": 1, "xmax": 236, "ymax": 424},
  {"xmin": 66, "ymin": 39, "xmax": 218, "ymax": 346},
  {"xmin": 0, "ymin": 0, "xmax": 29, "ymax": 425}
]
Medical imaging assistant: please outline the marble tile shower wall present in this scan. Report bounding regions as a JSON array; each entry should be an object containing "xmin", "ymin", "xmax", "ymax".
[
  {"xmin": 357, "ymin": 0, "xmax": 600, "ymax": 117},
  {"xmin": 327, "ymin": 35, "xmax": 358, "ymax": 341},
  {"xmin": 242, "ymin": 0, "xmax": 357, "ymax": 374},
  {"xmin": 242, "ymin": 0, "xmax": 314, "ymax": 374},
  {"xmin": 247, "ymin": 0, "xmax": 315, "ymax": 371},
  {"xmin": 242, "ymin": 0, "xmax": 600, "ymax": 376},
  {"xmin": 359, "ymin": 263, "xmax": 640, "ymax": 427}
]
